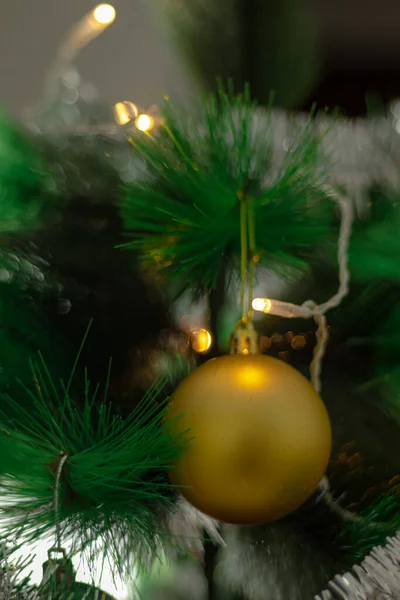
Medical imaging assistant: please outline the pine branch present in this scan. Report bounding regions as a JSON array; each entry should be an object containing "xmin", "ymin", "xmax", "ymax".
[
  {"xmin": 0, "ymin": 352, "xmax": 188, "ymax": 576},
  {"xmin": 121, "ymin": 88, "xmax": 331, "ymax": 294}
]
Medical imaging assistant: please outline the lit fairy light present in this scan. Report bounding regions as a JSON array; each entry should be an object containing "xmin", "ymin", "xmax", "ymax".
[
  {"xmin": 93, "ymin": 4, "xmax": 116, "ymax": 25},
  {"xmin": 114, "ymin": 101, "xmax": 138, "ymax": 125},
  {"xmin": 252, "ymin": 298, "xmax": 272, "ymax": 313},
  {"xmin": 36, "ymin": 2, "xmax": 117, "ymax": 111},
  {"xmin": 252, "ymin": 298, "xmax": 314, "ymax": 319},
  {"xmin": 135, "ymin": 114, "xmax": 154, "ymax": 132},
  {"xmin": 190, "ymin": 328, "xmax": 213, "ymax": 354}
]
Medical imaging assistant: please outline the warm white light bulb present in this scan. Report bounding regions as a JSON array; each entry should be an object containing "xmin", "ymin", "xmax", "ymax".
[
  {"xmin": 135, "ymin": 114, "xmax": 154, "ymax": 132},
  {"xmin": 190, "ymin": 328, "xmax": 213, "ymax": 354},
  {"xmin": 93, "ymin": 4, "xmax": 116, "ymax": 25},
  {"xmin": 115, "ymin": 102, "xmax": 131, "ymax": 125},
  {"xmin": 114, "ymin": 101, "xmax": 138, "ymax": 125},
  {"xmin": 252, "ymin": 298, "xmax": 272, "ymax": 313}
]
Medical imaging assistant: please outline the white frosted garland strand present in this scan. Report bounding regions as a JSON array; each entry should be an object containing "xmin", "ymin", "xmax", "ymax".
[
  {"xmin": 132, "ymin": 495, "xmax": 225, "ymax": 573},
  {"xmin": 317, "ymin": 476, "xmax": 364, "ymax": 524},
  {"xmin": 315, "ymin": 531, "xmax": 400, "ymax": 599},
  {"xmin": 164, "ymin": 495, "xmax": 226, "ymax": 559}
]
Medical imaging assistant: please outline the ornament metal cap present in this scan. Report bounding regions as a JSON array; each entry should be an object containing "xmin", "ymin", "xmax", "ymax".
[
  {"xmin": 230, "ymin": 318, "xmax": 259, "ymax": 355},
  {"xmin": 40, "ymin": 548, "xmax": 75, "ymax": 599}
]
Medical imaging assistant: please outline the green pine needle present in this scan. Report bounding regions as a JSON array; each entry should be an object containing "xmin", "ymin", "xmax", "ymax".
[
  {"xmin": 345, "ymin": 489, "xmax": 400, "ymax": 563},
  {"xmin": 120, "ymin": 88, "xmax": 331, "ymax": 293},
  {"xmin": 350, "ymin": 192, "xmax": 400, "ymax": 283},
  {"xmin": 346, "ymin": 194, "xmax": 400, "ymax": 420},
  {"xmin": 0, "ymin": 353, "xmax": 188, "ymax": 574}
]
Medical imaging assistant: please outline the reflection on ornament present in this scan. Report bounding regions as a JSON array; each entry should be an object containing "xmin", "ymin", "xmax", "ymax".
[
  {"xmin": 165, "ymin": 354, "xmax": 331, "ymax": 525},
  {"xmin": 135, "ymin": 114, "xmax": 154, "ymax": 132},
  {"xmin": 190, "ymin": 328, "xmax": 212, "ymax": 354},
  {"xmin": 93, "ymin": 4, "xmax": 116, "ymax": 25}
]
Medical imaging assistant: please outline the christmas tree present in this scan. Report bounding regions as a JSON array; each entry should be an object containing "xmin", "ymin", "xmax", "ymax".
[{"xmin": 1, "ymin": 3, "xmax": 400, "ymax": 600}]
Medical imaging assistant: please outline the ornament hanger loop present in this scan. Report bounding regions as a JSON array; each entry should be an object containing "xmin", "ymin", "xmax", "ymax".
[
  {"xmin": 47, "ymin": 547, "xmax": 68, "ymax": 560},
  {"xmin": 51, "ymin": 452, "xmax": 68, "ymax": 554},
  {"xmin": 238, "ymin": 183, "xmax": 258, "ymax": 326}
]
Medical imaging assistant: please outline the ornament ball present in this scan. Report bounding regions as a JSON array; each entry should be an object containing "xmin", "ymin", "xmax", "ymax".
[{"xmin": 165, "ymin": 354, "xmax": 331, "ymax": 525}]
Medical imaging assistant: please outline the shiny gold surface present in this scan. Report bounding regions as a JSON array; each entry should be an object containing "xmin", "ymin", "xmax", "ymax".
[{"xmin": 166, "ymin": 354, "xmax": 332, "ymax": 524}]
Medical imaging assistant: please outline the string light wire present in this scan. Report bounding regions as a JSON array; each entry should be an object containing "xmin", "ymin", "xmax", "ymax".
[
  {"xmin": 253, "ymin": 189, "xmax": 353, "ymax": 392},
  {"xmin": 253, "ymin": 190, "xmax": 358, "ymax": 519},
  {"xmin": 26, "ymin": 4, "xmax": 116, "ymax": 119}
]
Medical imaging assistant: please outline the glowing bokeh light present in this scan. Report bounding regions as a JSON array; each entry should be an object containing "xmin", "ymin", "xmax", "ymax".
[
  {"xmin": 190, "ymin": 328, "xmax": 213, "ymax": 354},
  {"xmin": 114, "ymin": 101, "xmax": 138, "ymax": 125},
  {"xmin": 93, "ymin": 4, "xmax": 116, "ymax": 25},
  {"xmin": 135, "ymin": 114, "xmax": 154, "ymax": 132},
  {"xmin": 252, "ymin": 298, "xmax": 272, "ymax": 313}
]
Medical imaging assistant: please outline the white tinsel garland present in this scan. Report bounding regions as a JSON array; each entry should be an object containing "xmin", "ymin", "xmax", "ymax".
[
  {"xmin": 162, "ymin": 496, "xmax": 225, "ymax": 560},
  {"xmin": 315, "ymin": 531, "xmax": 400, "ymax": 599}
]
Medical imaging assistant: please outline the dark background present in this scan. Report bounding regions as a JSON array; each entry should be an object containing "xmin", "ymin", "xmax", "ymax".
[
  {"xmin": 1, "ymin": 0, "xmax": 400, "ymax": 118},
  {"xmin": 307, "ymin": 0, "xmax": 400, "ymax": 114}
]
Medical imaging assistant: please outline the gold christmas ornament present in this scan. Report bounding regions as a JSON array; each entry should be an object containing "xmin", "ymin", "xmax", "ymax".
[{"xmin": 165, "ymin": 354, "xmax": 331, "ymax": 524}]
